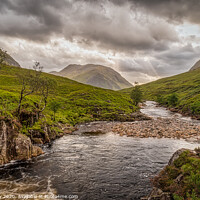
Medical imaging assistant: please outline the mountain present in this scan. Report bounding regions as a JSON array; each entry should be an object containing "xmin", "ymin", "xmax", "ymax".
[
  {"xmin": 122, "ymin": 68, "xmax": 200, "ymax": 117},
  {"xmin": 50, "ymin": 64, "xmax": 132, "ymax": 90},
  {"xmin": 0, "ymin": 49, "xmax": 20, "ymax": 67},
  {"xmin": 189, "ymin": 60, "xmax": 200, "ymax": 71}
]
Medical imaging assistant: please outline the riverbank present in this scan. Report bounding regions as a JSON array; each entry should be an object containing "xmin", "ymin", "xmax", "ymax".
[
  {"xmin": 0, "ymin": 118, "xmax": 75, "ymax": 166},
  {"xmin": 142, "ymin": 148, "xmax": 200, "ymax": 199},
  {"xmin": 111, "ymin": 118, "xmax": 200, "ymax": 141},
  {"xmin": 0, "ymin": 110, "xmax": 150, "ymax": 166}
]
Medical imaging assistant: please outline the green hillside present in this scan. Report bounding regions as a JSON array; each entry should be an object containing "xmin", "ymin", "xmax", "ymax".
[
  {"xmin": 0, "ymin": 64, "xmax": 135, "ymax": 127},
  {"xmin": 122, "ymin": 69, "xmax": 200, "ymax": 117}
]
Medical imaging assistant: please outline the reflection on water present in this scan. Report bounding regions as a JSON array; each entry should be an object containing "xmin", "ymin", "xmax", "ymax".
[{"xmin": 0, "ymin": 133, "xmax": 199, "ymax": 200}]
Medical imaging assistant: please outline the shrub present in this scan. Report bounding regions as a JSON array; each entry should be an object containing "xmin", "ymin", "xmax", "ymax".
[{"xmin": 168, "ymin": 93, "xmax": 178, "ymax": 106}]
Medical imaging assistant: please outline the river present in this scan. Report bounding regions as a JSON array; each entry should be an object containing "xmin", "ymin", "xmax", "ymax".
[{"xmin": 0, "ymin": 101, "xmax": 199, "ymax": 200}]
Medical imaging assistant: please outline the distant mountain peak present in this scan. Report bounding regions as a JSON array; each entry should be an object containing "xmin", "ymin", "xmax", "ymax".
[
  {"xmin": 50, "ymin": 64, "xmax": 132, "ymax": 90},
  {"xmin": 189, "ymin": 60, "xmax": 200, "ymax": 71},
  {"xmin": 0, "ymin": 49, "xmax": 20, "ymax": 67}
]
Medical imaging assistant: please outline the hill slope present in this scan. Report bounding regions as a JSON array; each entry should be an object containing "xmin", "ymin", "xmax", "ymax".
[
  {"xmin": 0, "ymin": 49, "xmax": 20, "ymax": 67},
  {"xmin": 0, "ymin": 65, "xmax": 135, "ymax": 126},
  {"xmin": 51, "ymin": 64, "xmax": 132, "ymax": 90},
  {"xmin": 189, "ymin": 60, "xmax": 200, "ymax": 71},
  {"xmin": 123, "ymin": 69, "xmax": 200, "ymax": 117},
  {"xmin": 0, "ymin": 64, "xmax": 138, "ymax": 165}
]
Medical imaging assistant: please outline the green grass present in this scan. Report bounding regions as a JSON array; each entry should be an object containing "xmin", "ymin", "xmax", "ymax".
[
  {"xmin": 0, "ymin": 65, "xmax": 135, "ymax": 126},
  {"xmin": 152, "ymin": 149, "xmax": 200, "ymax": 199},
  {"xmin": 122, "ymin": 69, "xmax": 200, "ymax": 116}
]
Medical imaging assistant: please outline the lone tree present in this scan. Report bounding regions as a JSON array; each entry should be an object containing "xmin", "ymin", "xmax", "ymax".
[
  {"xmin": 0, "ymin": 48, "xmax": 7, "ymax": 65},
  {"xmin": 17, "ymin": 62, "xmax": 43, "ymax": 115},
  {"xmin": 36, "ymin": 77, "xmax": 57, "ymax": 115},
  {"xmin": 130, "ymin": 85, "xmax": 142, "ymax": 106},
  {"xmin": 49, "ymin": 100, "xmax": 61, "ymax": 121},
  {"xmin": 17, "ymin": 61, "xmax": 56, "ymax": 120}
]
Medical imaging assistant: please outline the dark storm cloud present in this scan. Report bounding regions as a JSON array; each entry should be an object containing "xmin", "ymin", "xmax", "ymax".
[
  {"xmin": 0, "ymin": 0, "xmax": 200, "ymax": 84},
  {"xmin": 0, "ymin": 0, "xmax": 68, "ymax": 41},
  {"xmin": 108, "ymin": 0, "xmax": 200, "ymax": 24},
  {"xmin": 0, "ymin": 0, "xmax": 179, "ymax": 52},
  {"xmin": 82, "ymin": 0, "xmax": 200, "ymax": 24}
]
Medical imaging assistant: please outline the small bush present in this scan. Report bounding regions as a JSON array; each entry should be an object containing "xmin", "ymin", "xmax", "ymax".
[{"xmin": 168, "ymin": 93, "xmax": 179, "ymax": 106}]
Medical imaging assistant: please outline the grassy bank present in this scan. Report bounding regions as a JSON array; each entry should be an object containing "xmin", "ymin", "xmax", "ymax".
[
  {"xmin": 152, "ymin": 149, "xmax": 200, "ymax": 199},
  {"xmin": 122, "ymin": 69, "xmax": 200, "ymax": 118}
]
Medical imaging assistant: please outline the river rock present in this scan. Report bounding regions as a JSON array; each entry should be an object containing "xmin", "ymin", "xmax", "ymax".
[
  {"xmin": 141, "ymin": 187, "xmax": 172, "ymax": 200},
  {"xmin": 168, "ymin": 148, "xmax": 190, "ymax": 166},
  {"xmin": 142, "ymin": 148, "xmax": 195, "ymax": 200},
  {"xmin": 0, "ymin": 119, "xmax": 44, "ymax": 165},
  {"xmin": 111, "ymin": 118, "xmax": 200, "ymax": 142}
]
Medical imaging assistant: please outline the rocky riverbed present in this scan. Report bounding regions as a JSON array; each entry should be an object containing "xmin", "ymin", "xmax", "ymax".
[
  {"xmin": 74, "ymin": 101, "xmax": 200, "ymax": 142},
  {"xmin": 111, "ymin": 118, "xmax": 200, "ymax": 141},
  {"xmin": 74, "ymin": 118, "xmax": 200, "ymax": 142}
]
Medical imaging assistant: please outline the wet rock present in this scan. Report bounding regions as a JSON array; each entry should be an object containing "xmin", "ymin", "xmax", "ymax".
[
  {"xmin": 0, "ymin": 119, "xmax": 44, "ymax": 166},
  {"xmin": 142, "ymin": 187, "xmax": 172, "ymax": 200},
  {"xmin": 32, "ymin": 137, "xmax": 43, "ymax": 144},
  {"xmin": 175, "ymin": 174, "xmax": 183, "ymax": 184},
  {"xmin": 30, "ymin": 123, "xmax": 73, "ymax": 144},
  {"xmin": 168, "ymin": 148, "xmax": 190, "ymax": 166}
]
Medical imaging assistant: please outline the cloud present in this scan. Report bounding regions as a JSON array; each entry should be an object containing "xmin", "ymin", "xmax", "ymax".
[
  {"xmin": 0, "ymin": 0, "xmax": 179, "ymax": 53},
  {"xmin": 0, "ymin": 0, "xmax": 67, "ymax": 42},
  {"xmin": 108, "ymin": 0, "xmax": 200, "ymax": 25},
  {"xmin": 153, "ymin": 44, "xmax": 200, "ymax": 76},
  {"xmin": 0, "ymin": 0, "xmax": 200, "ymax": 84}
]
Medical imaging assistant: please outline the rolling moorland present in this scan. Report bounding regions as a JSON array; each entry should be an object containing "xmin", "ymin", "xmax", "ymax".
[{"xmin": 0, "ymin": 65, "xmax": 136, "ymax": 125}]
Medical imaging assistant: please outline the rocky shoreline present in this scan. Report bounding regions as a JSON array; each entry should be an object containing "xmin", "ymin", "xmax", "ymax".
[
  {"xmin": 0, "ymin": 118, "xmax": 74, "ymax": 166},
  {"xmin": 142, "ymin": 148, "xmax": 200, "ymax": 199},
  {"xmin": 74, "ymin": 118, "xmax": 200, "ymax": 142},
  {"xmin": 111, "ymin": 118, "xmax": 200, "ymax": 141},
  {"xmin": 0, "ymin": 119, "xmax": 44, "ymax": 166}
]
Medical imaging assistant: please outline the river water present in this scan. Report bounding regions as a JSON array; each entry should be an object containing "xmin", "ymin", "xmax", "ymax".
[{"xmin": 0, "ymin": 101, "xmax": 199, "ymax": 200}]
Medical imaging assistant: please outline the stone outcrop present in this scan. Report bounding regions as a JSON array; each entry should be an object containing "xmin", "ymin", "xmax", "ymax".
[
  {"xmin": 168, "ymin": 148, "xmax": 190, "ymax": 166},
  {"xmin": 142, "ymin": 148, "xmax": 197, "ymax": 200},
  {"xmin": 30, "ymin": 123, "xmax": 74, "ymax": 144},
  {"xmin": 0, "ymin": 119, "xmax": 43, "ymax": 166},
  {"xmin": 141, "ymin": 187, "xmax": 172, "ymax": 200}
]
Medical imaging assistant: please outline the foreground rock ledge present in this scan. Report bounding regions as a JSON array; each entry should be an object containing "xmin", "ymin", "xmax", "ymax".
[
  {"xmin": 0, "ymin": 120, "xmax": 44, "ymax": 166},
  {"xmin": 142, "ymin": 148, "xmax": 199, "ymax": 200}
]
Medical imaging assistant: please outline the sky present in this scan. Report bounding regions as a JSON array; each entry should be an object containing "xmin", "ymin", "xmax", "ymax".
[{"xmin": 0, "ymin": 0, "xmax": 200, "ymax": 84}]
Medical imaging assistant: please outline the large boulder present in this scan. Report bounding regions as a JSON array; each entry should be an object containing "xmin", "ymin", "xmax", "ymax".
[{"xmin": 0, "ymin": 119, "xmax": 43, "ymax": 165}]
